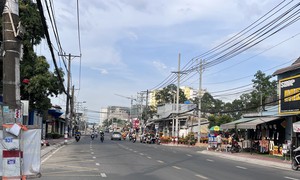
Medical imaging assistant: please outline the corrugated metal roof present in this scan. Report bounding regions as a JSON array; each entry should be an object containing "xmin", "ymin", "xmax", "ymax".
[{"xmin": 273, "ymin": 57, "xmax": 300, "ymax": 76}]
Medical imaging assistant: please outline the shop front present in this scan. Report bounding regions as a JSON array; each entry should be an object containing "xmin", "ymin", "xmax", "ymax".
[{"xmin": 236, "ymin": 116, "xmax": 286, "ymax": 155}]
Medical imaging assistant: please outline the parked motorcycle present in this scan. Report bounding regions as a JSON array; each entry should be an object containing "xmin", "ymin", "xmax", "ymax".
[
  {"xmin": 230, "ymin": 139, "xmax": 242, "ymax": 153},
  {"xmin": 292, "ymin": 146, "xmax": 300, "ymax": 170}
]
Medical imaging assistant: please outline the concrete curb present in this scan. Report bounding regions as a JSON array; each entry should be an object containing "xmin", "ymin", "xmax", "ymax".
[{"xmin": 198, "ymin": 150, "xmax": 291, "ymax": 170}]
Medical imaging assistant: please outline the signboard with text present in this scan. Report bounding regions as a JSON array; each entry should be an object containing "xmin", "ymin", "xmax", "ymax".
[
  {"xmin": 279, "ymin": 74, "xmax": 300, "ymax": 114},
  {"xmin": 132, "ymin": 119, "xmax": 140, "ymax": 129}
]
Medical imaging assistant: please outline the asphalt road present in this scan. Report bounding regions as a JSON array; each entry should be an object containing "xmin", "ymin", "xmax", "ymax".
[{"xmin": 40, "ymin": 134, "xmax": 300, "ymax": 180}]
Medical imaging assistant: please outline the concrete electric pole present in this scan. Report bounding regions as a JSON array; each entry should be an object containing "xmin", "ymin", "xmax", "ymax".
[
  {"xmin": 2, "ymin": 0, "xmax": 23, "ymax": 179},
  {"xmin": 198, "ymin": 59, "xmax": 203, "ymax": 143},
  {"xmin": 58, "ymin": 53, "xmax": 80, "ymax": 144}
]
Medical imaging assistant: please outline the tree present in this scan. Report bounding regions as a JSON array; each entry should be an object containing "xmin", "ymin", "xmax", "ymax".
[
  {"xmin": 17, "ymin": 1, "xmax": 65, "ymax": 112},
  {"xmin": 251, "ymin": 70, "xmax": 277, "ymax": 110},
  {"xmin": 155, "ymin": 84, "xmax": 187, "ymax": 105}
]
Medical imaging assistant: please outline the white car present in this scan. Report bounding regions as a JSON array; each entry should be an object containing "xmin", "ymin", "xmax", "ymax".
[{"xmin": 111, "ymin": 132, "xmax": 122, "ymax": 140}]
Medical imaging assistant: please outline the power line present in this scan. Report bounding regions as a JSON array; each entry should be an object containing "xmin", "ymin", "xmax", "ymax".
[
  {"xmin": 150, "ymin": 1, "xmax": 300, "ymax": 92},
  {"xmin": 36, "ymin": 0, "xmax": 68, "ymax": 96}
]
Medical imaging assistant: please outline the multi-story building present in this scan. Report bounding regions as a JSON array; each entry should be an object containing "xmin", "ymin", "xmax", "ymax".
[
  {"xmin": 147, "ymin": 86, "xmax": 205, "ymax": 107},
  {"xmin": 106, "ymin": 106, "xmax": 130, "ymax": 121}
]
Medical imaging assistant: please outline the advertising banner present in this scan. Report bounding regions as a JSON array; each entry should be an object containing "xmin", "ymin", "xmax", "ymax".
[
  {"xmin": 132, "ymin": 118, "xmax": 140, "ymax": 129},
  {"xmin": 279, "ymin": 74, "xmax": 300, "ymax": 114}
]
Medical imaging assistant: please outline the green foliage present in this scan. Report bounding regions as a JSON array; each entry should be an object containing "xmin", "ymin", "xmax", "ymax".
[
  {"xmin": 17, "ymin": 1, "xmax": 65, "ymax": 112},
  {"xmin": 208, "ymin": 114, "xmax": 233, "ymax": 128},
  {"xmin": 19, "ymin": 0, "xmax": 44, "ymax": 46},
  {"xmin": 155, "ymin": 84, "xmax": 188, "ymax": 105}
]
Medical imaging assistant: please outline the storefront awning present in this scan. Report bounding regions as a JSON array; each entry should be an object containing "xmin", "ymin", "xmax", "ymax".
[
  {"xmin": 221, "ymin": 117, "xmax": 256, "ymax": 130},
  {"xmin": 236, "ymin": 117, "xmax": 280, "ymax": 129},
  {"xmin": 293, "ymin": 121, "xmax": 300, "ymax": 132}
]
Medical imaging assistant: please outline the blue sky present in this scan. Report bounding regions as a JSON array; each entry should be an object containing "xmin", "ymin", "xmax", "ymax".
[{"xmin": 37, "ymin": 0, "xmax": 300, "ymax": 123}]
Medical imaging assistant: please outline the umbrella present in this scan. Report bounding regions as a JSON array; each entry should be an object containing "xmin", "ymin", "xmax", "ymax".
[{"xmin": 210, "ymin": 126, "xmax": 221, "ymax": 131}]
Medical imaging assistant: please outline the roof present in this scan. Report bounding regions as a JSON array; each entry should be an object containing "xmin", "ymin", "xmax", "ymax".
[
  {"xmin": 220, "ymin": 117, "xmax": 256, "ymax": 130},
  {"xmin": 236, "ymin": 116, "xmax": 280, "ymax": 129},
  {"xmin": 273, "ymin": 57, "xmax": 300, "ymax": 76}
]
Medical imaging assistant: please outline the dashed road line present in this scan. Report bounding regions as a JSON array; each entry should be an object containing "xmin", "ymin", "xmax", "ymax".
[
  {"xmin": 157, "ymin": 160, "xmax": 164, "ymax": 163},
  {"xmin": 172, "ymin": 166, "xmax": 181, "ymax": 170},
  {"xmin": 186, "ymin": 154, "xmax": 192, "ymax": 157},
  {"xmin": 284, "ymin": 177, "xmax": 299, "ymax": 180},
  {"xmin": 96, "ymin": 163, "xmax": 100, "ymax": 166},
  {"xmin": 140, "ymin": 153, "xmax": 144, "ymax": 155},
  {"xmin": 236, "ymin": 166, "xmax": 247, "ymax": 170},
  {"xmin": 195, "ymin": 174, "xmax": 209, "ymax": 179},
  {"xmin": 100, "ymin": 173, "xmax": 107, "ymax": 178},
  {"xmin": 91, "ymin": 152, "xmax": 94, "ymax": 154},
  {"xmin": 134, "ymin": 151, "xmax": 138, "ymax": 153},
  {"xmin": 147, "ymin": 156, "xmax": 152, "ymax": 159},
  {"xmin": 93, "ymin": 156, "xmax": 96, "ymax": 159},
  {"xmin": 206, "ymin": 159, "xmax": 214, "ymax": 162}
]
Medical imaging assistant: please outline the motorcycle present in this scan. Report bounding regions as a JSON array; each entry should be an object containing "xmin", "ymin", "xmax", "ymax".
[
  {"xmin": 100, "ymin": 135, "xmax": 104, "ymax": 143},
  {"xmin": 292, "ymin": 146, "xmax": 300, "ymax": 170},
  {"xmin": 156, "ymin": 137, "xmax": 161, "ymax": 145},
  {"xmin": 91, "ymin": 134, "xmax": 95, "ymax": 140},
  {"xmin": 230, "ymin": 139, "xmax": 242, "ymax": 153},
  {"xmin": 132, "ymin": 134, "xmax": 136, "ymax": 143},
  {"xmin": 75, "ymin": 135, "xmax": 80, "ymax": 142}
]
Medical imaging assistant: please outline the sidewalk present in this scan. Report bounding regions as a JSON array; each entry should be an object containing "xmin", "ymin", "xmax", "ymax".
[
  {"xmin": 41, "ymin": 138, "xmax": 74, "ymax": 158},
  {"xmin": 196, "ymin": 143, "xmax": 292, "ymax": 170}
]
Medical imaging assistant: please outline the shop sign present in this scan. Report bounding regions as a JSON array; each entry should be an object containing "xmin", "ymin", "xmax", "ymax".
[{"xmin": 279, "ymin": 74, "xmax": 300, "ymax": 114}]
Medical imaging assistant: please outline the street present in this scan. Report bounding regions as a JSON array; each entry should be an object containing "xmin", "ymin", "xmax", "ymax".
[{"xmin": 40, "ymin": 134, "xmax": 300, "ymax": 180}]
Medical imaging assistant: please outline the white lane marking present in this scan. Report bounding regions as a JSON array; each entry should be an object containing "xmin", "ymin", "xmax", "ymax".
[
  {"xmin": 157, "ymin": 160, "xmax": 164, "ymax": 163},
  {"xmin": 93, "ymin": 156, "xmax": 96, "ymax": 159},
  {"xmin": 134, "ymin": 151, "xmax": 138, "ymax": 153},
  {"xmin": 147, "ymin": 156, "xmax": 152, "ymax": 159},
  {"xmin": 91, "ymin": 152, "xmax": 94, "ymax": 154},
  {"xmin": 186, "ymin": 154, "xmax": 192, "ymax": 157},
  {"xmin": 100, "ymin": 173, "xmax": 107, "ymax": 177},
  {"xmin": 96, "ymin": 163, "xmax": 100, "ymax": 166},
  {"xmin": 206, "ymin": 159, "xmax": 214, "ymax": 162},
  {"xmin": 140, "ymin": 153, "xmax": 144, "ymax": 155},
  {"xmin": 284, "ymin": 177, "xmax": 299, "ymax": 180},
  {"xmin": 172, "ymin": 166, "xmax": 181, "ymax": 170},
  {"xmin": 195, "ymin": 174, "xmax": 209, "ymax": 179},
  {"xmin": 236, "ymin": 166, "xmax": 247, "ymax": 170},
  {"xmin": 42, "ymin": 146, "xmax": 63, "ymax": 164}
]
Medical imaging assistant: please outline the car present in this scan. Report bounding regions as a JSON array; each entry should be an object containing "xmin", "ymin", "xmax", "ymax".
[{"xmin": 111, "ymin": 132, "xmax": 122, "ymax": 140}]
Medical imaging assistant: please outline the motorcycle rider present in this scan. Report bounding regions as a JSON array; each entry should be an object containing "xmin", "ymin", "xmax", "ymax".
[
  {"xmin": 100, "ymin": 130, "xmax": 105, "ymax": 142},
  {"xmin": 91, "ymin": 132, "xmax": 95, "ymax": 140},
  {"xmin": 75, "ymin": 130, "xmax": 81, "ymax": 141},
  {"xmin": 132, "ymin": 132, "xmax": 136, "ymax": 143}
]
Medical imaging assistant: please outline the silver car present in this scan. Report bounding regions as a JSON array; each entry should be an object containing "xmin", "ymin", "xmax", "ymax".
[{"xmin": 111, "ymin": 132, "xmax": 122, "ymax": 140}]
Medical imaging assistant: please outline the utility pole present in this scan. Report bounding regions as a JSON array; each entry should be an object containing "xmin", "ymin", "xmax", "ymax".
[
  {"xmin": 175, "ymin": 53, "xmax": 180, "ymax": 140},
  {"xmin": 2, "ymin": 0, "xmax": 23, "ymax": 179},
  {"xmin": 198, "ymin": 59, "xmax": 203, "ymax": 143},
  {"xmin": 59, "ymin": 53, "xmax": 80, "ymax": 144}
]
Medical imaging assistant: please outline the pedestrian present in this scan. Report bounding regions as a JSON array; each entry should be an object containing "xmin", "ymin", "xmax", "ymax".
[{"xmin": 216, "ymin": 133, "xmax": 222, "ymax": 152}]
